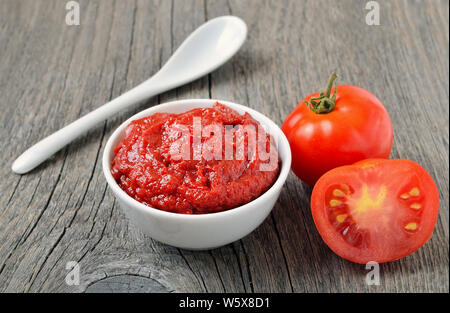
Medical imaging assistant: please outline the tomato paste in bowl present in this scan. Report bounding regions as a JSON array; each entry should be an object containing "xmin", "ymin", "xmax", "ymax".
[
  {"xmin": 110, "ymin": 102, "xmax": 280, "ymax": 214},
  {"xmin": 103, "ymin": 99, "xmax": 291, "ymax": 249}
]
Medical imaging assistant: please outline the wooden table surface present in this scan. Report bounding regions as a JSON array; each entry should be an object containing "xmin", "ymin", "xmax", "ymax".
[{"xmin": 0, "ymin": 0, "xmax": 448, "ymax": 293}]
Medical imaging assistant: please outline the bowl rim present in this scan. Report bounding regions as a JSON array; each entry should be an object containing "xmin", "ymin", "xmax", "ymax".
[{"xmin": 102, "ymin": 98, "xmax": 292, "ymax": 220}]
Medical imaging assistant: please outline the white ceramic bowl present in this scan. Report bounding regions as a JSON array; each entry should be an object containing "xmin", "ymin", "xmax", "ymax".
[{"xmin": 102, "ymin": 99, "xmax": 291, "ymax": 250}]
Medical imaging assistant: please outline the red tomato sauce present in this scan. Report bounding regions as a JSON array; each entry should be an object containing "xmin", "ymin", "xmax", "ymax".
[{"xmin": 111, "ymin": 102, "xmax": 280, "ymax": 214}]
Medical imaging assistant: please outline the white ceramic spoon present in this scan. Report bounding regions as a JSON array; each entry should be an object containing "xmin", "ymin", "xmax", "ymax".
[{"xmin": 12, "ymin": 16, "xmax": 247, "ymax": 174}]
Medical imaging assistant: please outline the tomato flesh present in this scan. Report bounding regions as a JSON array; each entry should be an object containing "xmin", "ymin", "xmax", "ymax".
[{"xmin": 311, "ymin": 159, "xmax": 439, "ymax": 263}]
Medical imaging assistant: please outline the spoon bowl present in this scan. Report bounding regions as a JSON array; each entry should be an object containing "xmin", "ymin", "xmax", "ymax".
[{"xmin": 148, "ymin": 16, "xmax": 247, "ymax": 90}]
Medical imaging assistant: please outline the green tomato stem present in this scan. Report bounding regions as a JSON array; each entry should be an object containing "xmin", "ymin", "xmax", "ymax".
[
  {"xmin": 325, "ymin": 72, "xmax": 338, "ymax": 98},
  {"xmin": 305, "ymin": 72, "xmax": 338, "ymax": 114}
]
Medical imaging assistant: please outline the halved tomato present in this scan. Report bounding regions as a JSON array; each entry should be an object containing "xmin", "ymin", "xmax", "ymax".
[{"xmin": 311, "ymin": 159, "xmax": 439, "ymax": 264}]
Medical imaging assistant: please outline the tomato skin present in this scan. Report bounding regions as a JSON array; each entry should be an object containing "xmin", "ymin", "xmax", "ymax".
[
  {"xmin": 311, "ymin": 159, "xmax": 439, "ymax": 264},
  {"xmin": 282, "ymin": 85, "xmax": 393, "ymax": 186}
]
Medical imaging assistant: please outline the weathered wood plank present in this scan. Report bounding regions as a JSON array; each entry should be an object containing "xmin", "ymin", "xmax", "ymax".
[
  {"xmin": 0, "ymin": 0, "xmax": 448, "ymax": 293},
  {"xmin": 85, "ymin": 275, "xmax": 170, "ymax": 293}
]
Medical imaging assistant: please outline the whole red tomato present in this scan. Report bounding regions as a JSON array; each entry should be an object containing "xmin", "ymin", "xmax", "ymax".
[{"xmin": 281, "ymin": 73, "xmax": 393, "ymax": 186}]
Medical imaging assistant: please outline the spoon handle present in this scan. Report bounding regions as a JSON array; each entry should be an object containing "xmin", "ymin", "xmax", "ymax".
[{"xmin": 12, "ymin": 81, "xmax": 165, "ymax": 174}]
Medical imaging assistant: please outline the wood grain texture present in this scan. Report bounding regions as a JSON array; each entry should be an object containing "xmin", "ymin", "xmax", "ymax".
[{"xmin": 0, "ymin": 0, "xmax": 448, "ymax": 293}]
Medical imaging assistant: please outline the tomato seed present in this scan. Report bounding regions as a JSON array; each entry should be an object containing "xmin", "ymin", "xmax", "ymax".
[
  {"xmin": 404, "ymin": 222, "xmax": 418, "ymax": 231},
  {"xmin": 410, "ymin": 203, "xmax": 422, "ymax": 210},
  {"xmin": 332, "ymin": 189, "xmax": 346, "ymax": 197},
  {"xmin": 340, "ymin": 184, "xmax": 351, "ymax": 194},
  {"xmin": 329, "ymin": 199, "xmax": 342, "ymax": 207},
  {"xmin": 336, "ymin": 214, "xmax": 348, "ymax": 223}
]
